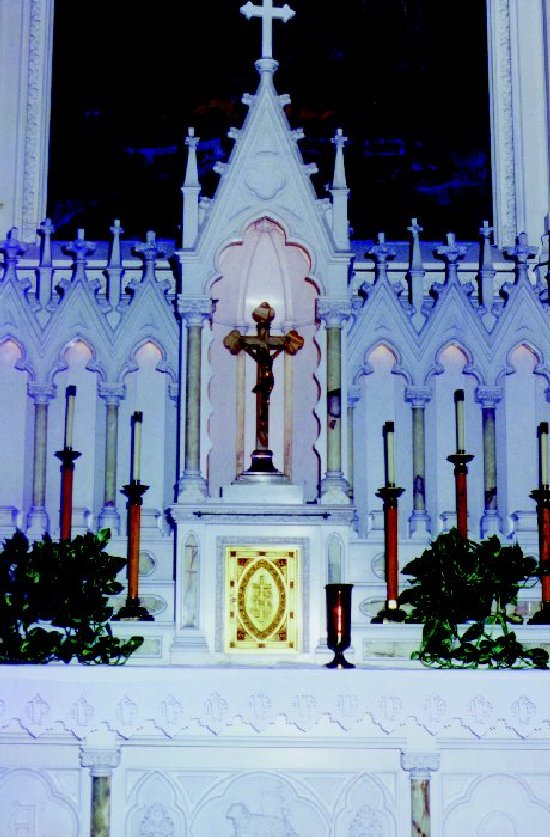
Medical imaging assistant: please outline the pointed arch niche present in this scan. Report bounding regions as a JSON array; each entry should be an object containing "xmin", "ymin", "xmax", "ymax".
[
  {"xmin": 0, "ymin": 339, "xmax": 32, "ymax": 531},
  {"xmin": 355, "ymin": 344, "xmax": 409, "ymax": 539},
  {"xmin": 501, "ymin": 344, "xmax": 548, "ymax": 536},
  {"xmin": 208, "ymin": 218, "xmax": 319, "ymax": 499},
  {"xmin": 426, "ymin": 344, "xmax": 483, "ymax": 535}
]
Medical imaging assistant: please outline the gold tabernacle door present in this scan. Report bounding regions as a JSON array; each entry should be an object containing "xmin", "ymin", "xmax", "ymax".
[{"xmin": 225, "ymin": 546, "xmax": 300, "ymax": 653}]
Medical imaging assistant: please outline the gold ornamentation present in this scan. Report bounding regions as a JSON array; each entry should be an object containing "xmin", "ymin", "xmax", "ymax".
[{"xmin": 225, "ymin": 546, "xmax": 299, "ymax": 653}]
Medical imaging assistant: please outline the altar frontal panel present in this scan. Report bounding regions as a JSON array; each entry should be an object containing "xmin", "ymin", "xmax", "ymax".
[{"xmin": 225, "ymin": 546, "xmax": 299, "ymax": 652}]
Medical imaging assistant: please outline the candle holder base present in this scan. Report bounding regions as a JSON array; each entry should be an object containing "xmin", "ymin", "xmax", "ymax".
[
  {"xmin": 54, "ymin": 447, "xmax": 82, "ymax": 468},
  {"xmin": 113, "ymin": 596, "xmax": 154, "ymax": 622},
  {"xmin": 447, "ymin": 452, "xmax": 474, "ymax": 472},
  {"xmin": 325, "ymin": 649, "xmax": 355, "ymax": 669},
  {"xmin": 371, "ymin": 603, "xmax": 408, "ymax": 624},
  {"xmin": 528, "ymin": 601, "xmax": 550, "ymax": 625}
]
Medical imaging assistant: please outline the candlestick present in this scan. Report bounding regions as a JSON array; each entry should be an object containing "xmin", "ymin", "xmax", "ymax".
[
  {"xmin": 539, "ymin": 422, "xmax": 549, "ymax": 488},
  {"xmin": 131, "ymin": 411, "xmax": 143, "ymax": 483},
  {"xmin": 454, "ymin": 389, "xmax": 465, "ymax": 452},
  {"xmin": 64, "ymin": 385, "xmax": 76, "ymax": 449},
  {"xmin": 384, "ymin": 421, "xmax": 395, "ymax": 486}
]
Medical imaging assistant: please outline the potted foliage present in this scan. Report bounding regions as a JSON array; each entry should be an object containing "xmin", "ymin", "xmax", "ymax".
[
  {"xmin": 398, "ymin": 528, "xmax": 549, "ymax": 668},
  {"xmin": 0, "ymin": 528, "xmax": 143, "ymax": 664}
]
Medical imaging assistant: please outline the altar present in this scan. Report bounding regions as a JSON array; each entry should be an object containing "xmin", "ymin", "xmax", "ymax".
[{"xmin": 2, "ymin": 665, "xmax": 550, "ymax": 835}]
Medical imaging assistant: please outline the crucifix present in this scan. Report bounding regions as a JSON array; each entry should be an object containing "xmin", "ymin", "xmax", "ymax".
[
  {"xmin": 224, "ymin": 301, "xmax": 304, "ymax": 475},
  {"xmin": 240, "ymin": 0, "xmax": 296, "ymax": 60}
]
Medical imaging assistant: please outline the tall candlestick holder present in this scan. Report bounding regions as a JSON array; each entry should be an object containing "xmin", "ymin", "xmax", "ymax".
[
  {"xmin": 372, "ymin": 484, "xmax": 407, "ymax": 622},
  {"xmin": 528, "ymin": 485, "xmax": 550, "ymax": 624},
  {"xmin": 447, "ymin": 452, "xmax": 474, "ymax": 539},
  {"xmin": 325, "ymin": 583, "xmax": 355, "ymax": 668},
  {"xmin": 55, "ymin": 447, "xmax": 81, "ymax": 541},
  {"xmin": 113, "ymin": 481, "xmax": 154, "ymax": 621}
]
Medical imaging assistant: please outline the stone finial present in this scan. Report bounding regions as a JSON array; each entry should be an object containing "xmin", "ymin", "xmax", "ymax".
[
  {"xmin": 435, "ymin": 231, "xmax": 467, "ymax": 284},
  {"xmin": 407, "ymin": 217, "xmax": 424, "ymax": 272},
  {"xmin": 38, "ymin": 218, "xmax": 54, "ymax": 266},
  {"xmin": 407, "ymin": 218, "xmax": 427, "ymax": 328},
  {"xmin": 183, "ymin": 127, "xmax": 200, "ymax": 189},
  {"xmin": 109, "ymin": 219, "xmax": 124, "ymax": 266},
  {"xmin": 65, "ymin": 229, "xmax": 96, "ymax": 286},
  {"xmin": 504, "ymin": 231, "xmax": 538, "ymax": 284},
  {"xmin": 478, "ymin": 221, "xmax": 497, "ymax": 328},
  {"xmin": 331, "ymin": 129, "xmax": 348, "ymax": 190},
  {"xmin": 240, "ymin": 0, "xmax": 295, "ymax": 60},
  {"xmin": 366, "ymin": 232, "xmax": 396, "ymax": 286},
  {"xmin": 134, "ymin": 230, "xmax": 166, "ymax": 284},
  {"xmin": 0, "ymin": 227, "xmax": 27, "ymax": 284}
]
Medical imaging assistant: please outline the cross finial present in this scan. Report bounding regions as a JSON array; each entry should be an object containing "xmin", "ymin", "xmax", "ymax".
[{"xmin": 241, "ymin": 0, "xmax": 295, "ymax": 59}]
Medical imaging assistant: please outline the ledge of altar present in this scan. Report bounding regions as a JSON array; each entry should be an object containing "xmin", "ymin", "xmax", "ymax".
[
  {"xmin": 1, "ymin": 665, "xmax": 550, "ymax": 744},
  {"xmin": 169, "ymin": 499, "xmax": 356, "ymax": 524}
]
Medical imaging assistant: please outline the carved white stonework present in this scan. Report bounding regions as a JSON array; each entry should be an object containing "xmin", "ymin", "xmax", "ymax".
[
  {"xmin": 317, "ymin": 298, "xmax": 352, "ymax": 328},
  {"xmin": 474, "ymin": 385, "xmax": 503, "ymax": 408},
  {"xmin": 80, "ymin": 747, "xmax": 121, "ymax": 777},
  {"xmin": 244, "ymin": 152, "xmax": 286, "ymax": 200},
  {"xmin": 176, "ymin": 296, "xmax": 211, "ymax": 326},
  {"xmin": 0, "ymin": 0, "xmax": 54, "ymax": 240},
  {"xmin": 401, "ymin": 752, "xmax": 441, "ymax": 780},
  {"xmin": 487, "ymin": 0, "xmax": 517, "ymax": 247}
]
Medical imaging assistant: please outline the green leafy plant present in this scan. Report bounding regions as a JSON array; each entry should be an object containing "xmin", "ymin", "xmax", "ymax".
[
  {"xmin": 398, "ymin": 528, "xmax": 548, "ymax": 669},
  {"xmin": 0, "ymin": 529, "xmax": 143, "ymax": 664}
]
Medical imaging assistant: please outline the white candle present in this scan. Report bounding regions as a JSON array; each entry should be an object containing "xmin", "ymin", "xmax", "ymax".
[
  {"xmin": 540, "ymin": 422, "xmax": 549, "ymax": 487},
  {"xmin": 132, "ymin": 411, "xmax": 143, "ymax": 482},
  {"xmin": 64, "ymin": 385, "xmax": 76, "ymax": 448},
  {"xmin": 385, "ymin": 421, "xmax": 395, "ymax": 485},
  {"xmin": 455, "ymin": 390, "xmax": 465, "ymax": 452}
]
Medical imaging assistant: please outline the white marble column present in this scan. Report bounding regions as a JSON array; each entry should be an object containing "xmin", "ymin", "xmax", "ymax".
[
  {"xmin": 318, "ymin": 299, "xmax": 351, "ymax": 504},
  {"xmin": 80, "ymin": 746, "xmax": 120, "ymax": 837},
  {"xmin": 476, "ymin": 385, "xmax": 503, "ymax": 537},
  {"xmin": 405, "ymin": 386, "xmax": 432, "ymax": 539},
  {"xmin": 487, "ymin": 0, "xmax": 550, "ymax": 248},
  {"xmin": 0, "ymin": 0, "xmax": 54, "ymax": 239},
  {"xmin": 26, "ymin": 381, "xmax": 55, "ymax": 538},
  {"xmin": 176, "ymin": 297, "xmax": 211, "ymax": 502},
  {"xmin": 347, "ymin": 385, "xmax": 360, "ymax": 502},
  {"xmin": 98, "ymin": 383, "xmax": 125, "ymax": 534},
  {"xmin": 401, "ymin": 752, "xmax": 440, "ymax": 837}
]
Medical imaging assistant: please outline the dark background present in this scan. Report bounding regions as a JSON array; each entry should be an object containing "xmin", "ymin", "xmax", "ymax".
[{"xmin": 47, "ymin": 0, "xmax": 491, "ymax": 242}]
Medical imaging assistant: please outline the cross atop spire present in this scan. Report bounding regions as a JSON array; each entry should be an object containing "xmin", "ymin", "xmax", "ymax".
[{"xmin": 240, "ymin": 0, "xmax": 295, "ymax": 59}]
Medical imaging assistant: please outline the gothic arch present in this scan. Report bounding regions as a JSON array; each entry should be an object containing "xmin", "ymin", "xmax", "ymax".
[
  {"xmin": 118, "ymin": 338, "xmax": 177, "ymax": 385},
  {"xmin": 425, "ymin": 340, "xmax": 484, "ymax": 386},
  {"xmin": 353, "ymin": 340, "xmax": 412, "ymax": 386},
  {"xmin": 499, "ymin": 341, "xmax": 550, "ymax": 388},
  {"xmin": 47, "ymin": 336, "xmax": 106, "ymax": 385},
  {"xmin": 0, "ymin": 335, "xmax": 35, "ymax": 379}
]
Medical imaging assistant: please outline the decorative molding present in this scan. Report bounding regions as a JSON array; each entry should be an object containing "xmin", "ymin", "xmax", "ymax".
[
  {"xmin": 488, "ymin": 0, "xmax": 517, "ymax": 246},
  {"xmin": 27, "ymin": 380, "xmax": 55, "ymax": 402},
  {"xmin": 3, "ymin": 668, "xmax": 550, "ymax": 742},
  {"xmin": 401, "ymin": 752, "xmax": 441, "ymax": 779},
  {"xmin": 404, "ymin": 386, "xmax": 432, "ymax": 407},
  {"xmin": 80, "ymin": 747, "xmax": 121, "ymax": 777},
  {"xmin": 316, "ymin": 298, "xmax": 352, "ymax": 327},
  {"xmin": 475, "ymin": 385, "xmax": 503, "ymax": 407},
  {"xmin": 177, "ymin": 296, "xmax": 212, "ymax": 325}
]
